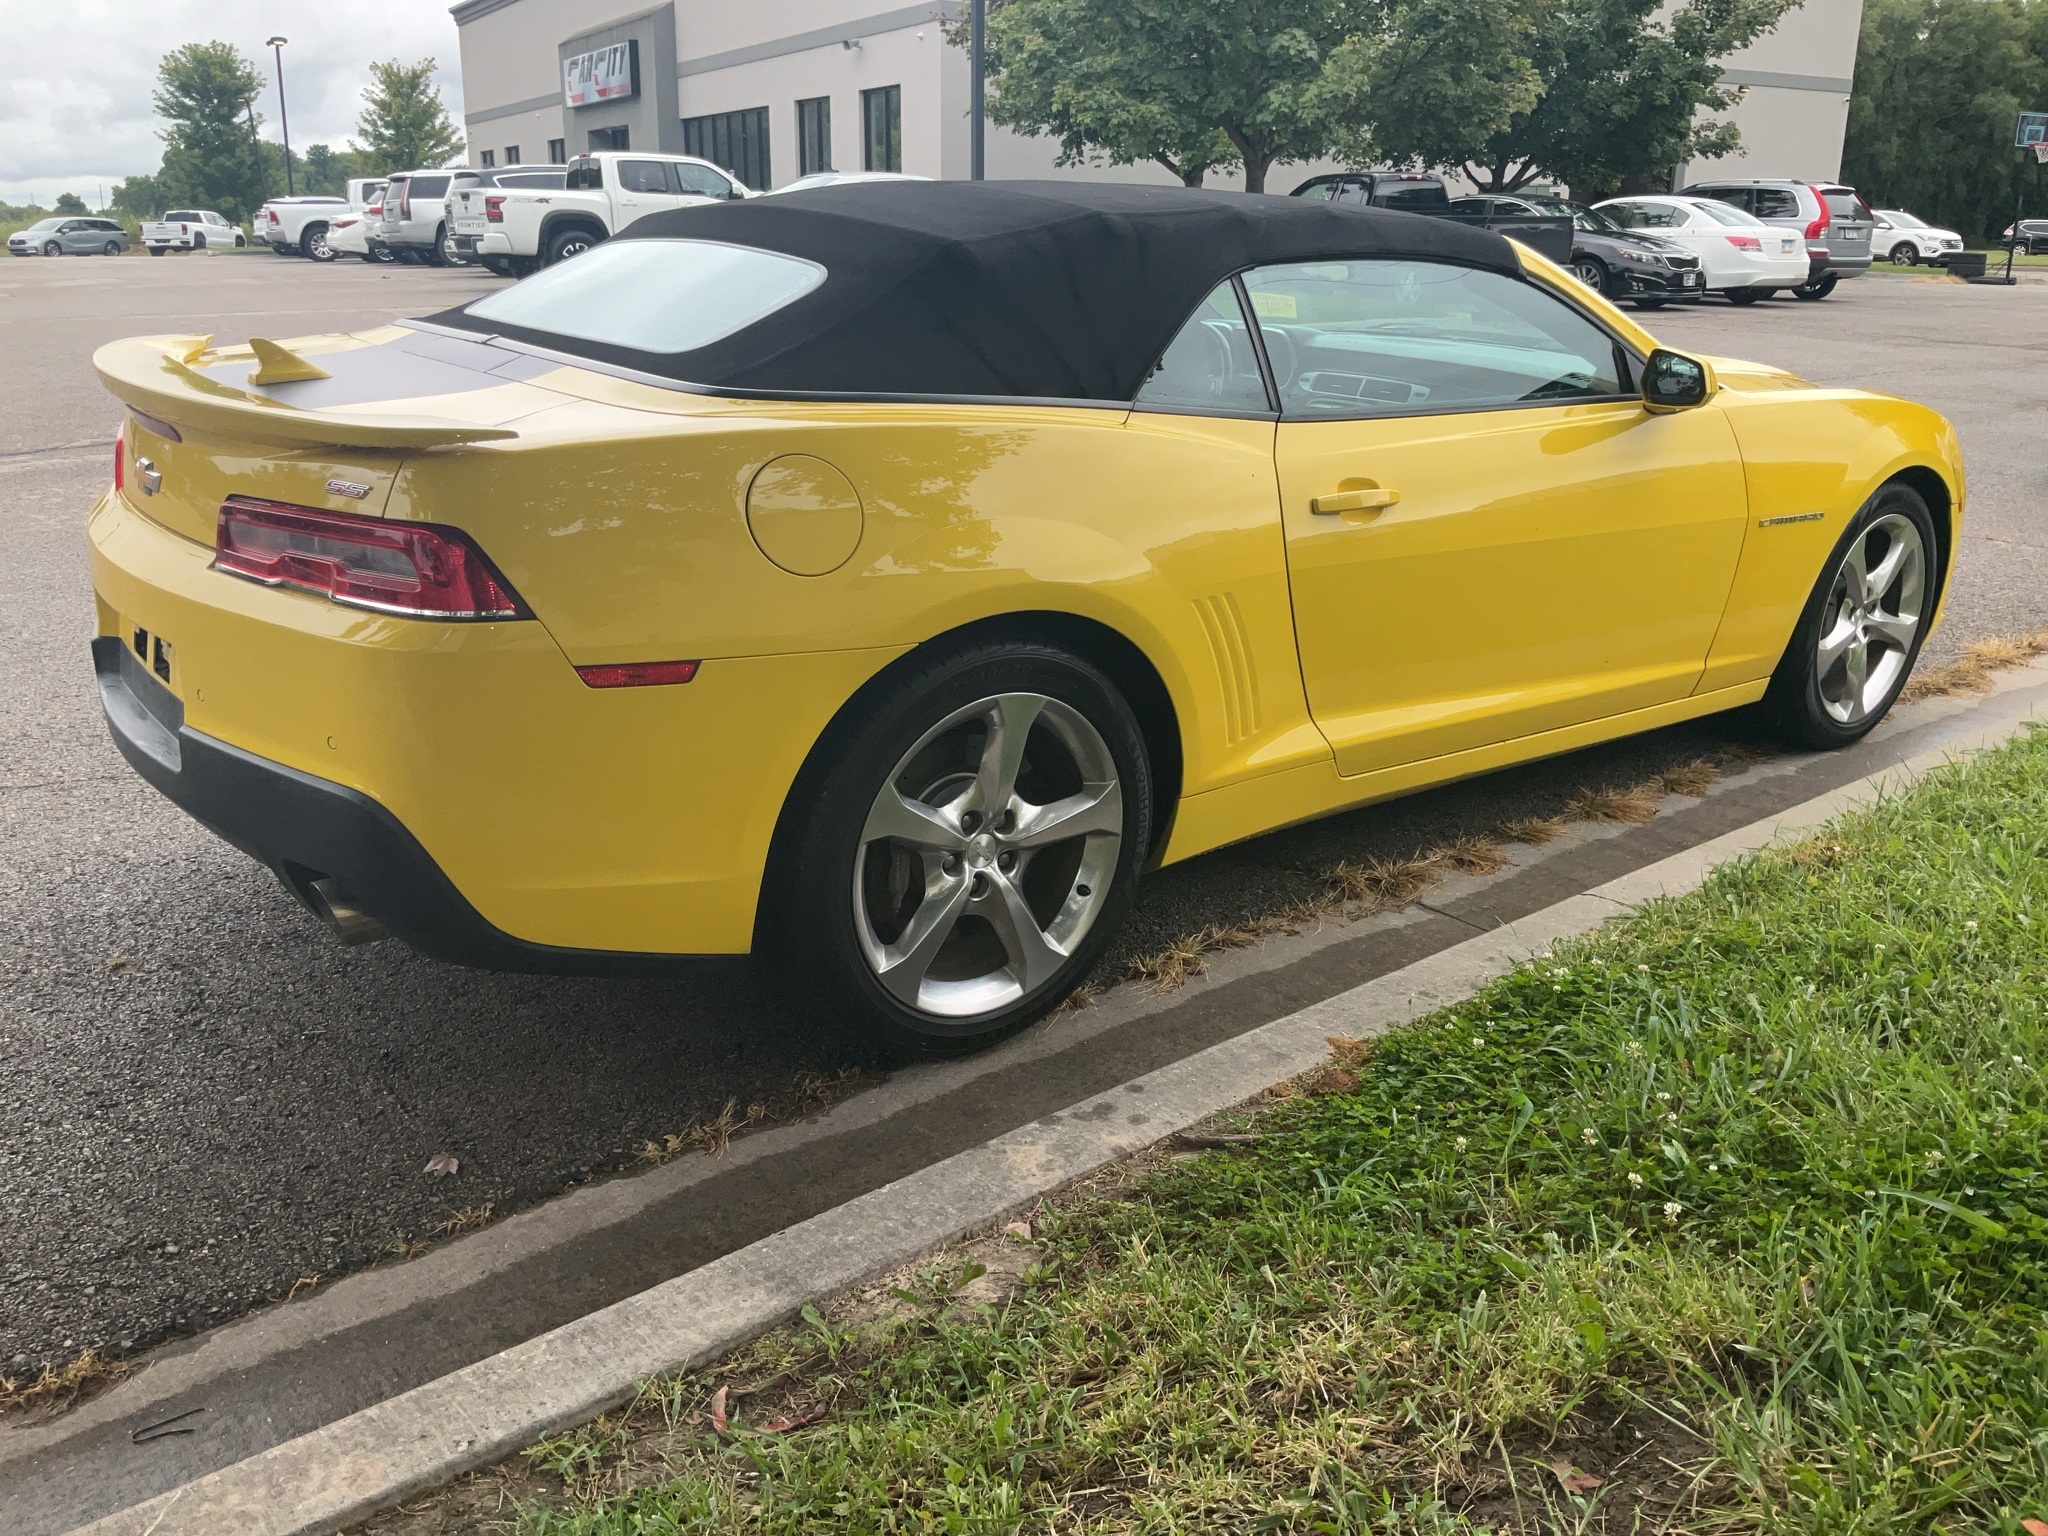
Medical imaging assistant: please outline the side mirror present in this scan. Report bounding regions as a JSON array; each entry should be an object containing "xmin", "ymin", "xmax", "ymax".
[{"xmin": 1642, "ymin": 348, "xmax": 1715, "ymax": 412}]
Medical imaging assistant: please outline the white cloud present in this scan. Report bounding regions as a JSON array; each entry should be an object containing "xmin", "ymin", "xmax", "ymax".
[{"xmin": 0, "ymin": 0, "xmax": 464, "ymax": 205}]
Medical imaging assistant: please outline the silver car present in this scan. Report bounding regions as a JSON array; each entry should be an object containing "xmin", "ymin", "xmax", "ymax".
[
  {"xmin": 1680, "ymin": 177, "xmax": 1875, "ymax": 298},
  {"xmin": 8, "ymin": 216, "xmax": 129, "ymax": 257},
  {"xmin": 373, "ymin": 170, "xmax": 458, "ymax": 266}
]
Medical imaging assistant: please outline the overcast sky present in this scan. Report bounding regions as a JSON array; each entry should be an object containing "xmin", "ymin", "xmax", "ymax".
[{"xmin": 0, "ymin": 0, "xmax": 465, "ymax": 206}]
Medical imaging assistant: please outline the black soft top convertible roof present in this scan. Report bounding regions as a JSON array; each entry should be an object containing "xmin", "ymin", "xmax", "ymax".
[{"xmin": 431, "ymin": 180, "xmax": 1522, "ymax": 403}]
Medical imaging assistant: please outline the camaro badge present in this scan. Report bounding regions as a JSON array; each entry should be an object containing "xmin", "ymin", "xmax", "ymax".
[
  {"xmin": 1757, "ymin": 511, "xmax": 1825, "ymax": 527},
  {"xmin": 325, "ymin": 478, "xmax": 374, "ymax": 500}
]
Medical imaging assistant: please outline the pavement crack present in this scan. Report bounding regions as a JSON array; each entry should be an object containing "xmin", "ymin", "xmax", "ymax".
[{"xmin": 0, "ymin": 438, "xmax": 116, "ymax": 461}]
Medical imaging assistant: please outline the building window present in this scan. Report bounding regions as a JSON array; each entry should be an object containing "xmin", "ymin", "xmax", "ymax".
[
  {"xmin": 682, "ymin": 106, "xmax": 771, "ymax": 191},
  {"xmin": 588, "ymin": 126, "xmax": 629, "ymax": 151},
  {"xmin": 796, "ymin": 96, "xmax": 832, "ymax": 177},
  {"xmin": 480, "ymin": 149, "xmax": 496, "ymax": 168},
  {"xmin": 861, "ymin": 85, "xmax": 901, "ymax": 173},
  {"xmin": 505, "ymin": 145, "xmax": 521, "ymax": 165},
  {"xmin": 548, "ymin": 138, "xmax": 567, "ymax": 164}
]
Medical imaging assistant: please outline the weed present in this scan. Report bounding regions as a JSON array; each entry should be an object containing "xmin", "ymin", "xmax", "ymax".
[
  {"xmin": 1901, "ymin": 629, "xmax": 2048, "ymax": 701},
  {"xmin": 1566, "ymin": 783, "xmax": 1662, "ymax": 823},
  {"xmin": 0, "ymin": 1347, "xmax": 131, "ymax": 1419}
]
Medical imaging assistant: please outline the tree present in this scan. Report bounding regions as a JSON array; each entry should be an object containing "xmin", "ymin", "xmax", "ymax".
[
  {"xmin": 1319, "ymin": 0, "xmax": 1549, "ymax": 178},
  {"xmin": 302, "ymin": 143, "xmax": 364, "ymax": 197},
  {"xmin": 53, "ymin": 192, "xmax": 88, "ymax": 214},
  {"xmin": 353, "ymin": 59, "xmax": 462, "ymax": 172},
  {"xmin": 1843, "ymin": 0, "xmax": 2048, "ymax": 243},
  {"xmin": 153, "ymin": 42, "xmax": 266, "ymax": 220},
  {"xmin": 1345, "ymin": 0, "xmax": 1794, "ymax": 196},
  {"xmin": 110, "ymin": 175, "xmax": 164, "ymax": 220},
  {"xmin": 974, "ymin": 0, "xmax": 1375, "ymax": 193}
]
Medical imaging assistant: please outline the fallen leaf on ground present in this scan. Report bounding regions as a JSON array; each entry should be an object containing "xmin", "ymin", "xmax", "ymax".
[
  {"xmin": 708, "ymin": 1385, "xmax": 728, "ymax": 1433},
  {"xmin": 2018, "ymin": 1519, "xmax": 2048, "ymax": 1536},
  {"xmin": 1552, "ymin": 1459, "xmax": 1603, "ymax": 1494},
  {"xmin": 422, "ymin": 1154, "xmax": 460, "ymax": 1178},
  {"xmin": 1004, "ymin": 1220, "xmax": 1033, "ymax": 1240},
  {"xmin": 760, "ymin": 1405, "xmax": 828, "ymax": 1433}
]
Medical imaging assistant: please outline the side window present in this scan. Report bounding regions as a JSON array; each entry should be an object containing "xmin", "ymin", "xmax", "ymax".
[
  {"xmin": 565, "ymin": 160, "xmax": 603, "ymax": 191},
  {"xmin": 1242, "ymin": 259, "xmax": 1627, "ymax": 418},
  {"xmin": 674, "ymin": 162, "xmax": 736, "ymax": 198},
  {"xmin": 1295, "ymin": 180, "xmax": 1337, "ymax": 202},
  {"xmin": 1447, "ymin": 197, "xmax": 1491, "ymax": 214},
  {"xmin": 1134, "ymin": 280, "xmax": 1271, "ymax": 414},
  {"xmin": 1752, "ymin": 187, "xmax": 1800, "ymax": 219},
  {"xmin": 1695, "ymin": 186, "xmax": 1750, "ymax": 214},
  {"xmin": 619, "ymin": 160, "xmax": 670, "ymax": 194}
]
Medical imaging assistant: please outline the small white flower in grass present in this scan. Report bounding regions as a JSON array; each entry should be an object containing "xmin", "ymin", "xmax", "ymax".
[
  {"xmin": 1663, "ymin": 1201, "xmax": 1683, "ymax": 1223},
  {"xmin": 1454, "ymin": 1136, "xmax": 1468, "ymax": 1153},
  {"xmin": 1965, "ymin": 921, "xmax": 1978, "ymax": 932},
  {"xmin": 1472, "ymin": 1035, "xmax": 1486, "ymax": 1048},
  {"xmin": 1665, "ymin": 1112, "xmax": 1679, "ymax": 1126},
  {"xmin": 1874, "ymin": 943, "xmax": 1886, "ymax": 954},
  {"xmin": 1656, "ymin": 1091, "xmax": 1671, "ymax": 1102},
  {"xmin": 1925, "ymin": 1149, "xmax": 1943, "ymax": 1170},
  {"xmin": 1637, "ymin": 964, "xmax": 1650, "ymax": 973},
  {"xmin": 2015, "ymin": 1056, "xmax": 2028, "ymax": 1069},
  {"xmin": 1964, "ymin": 1187, "xmax": 1976, "ymax": 1197},
  {"xmin": 1581, "ymin": 1126, "xmax": 1599, "ymax": 1145},
  {"xmin": 1624, "ymin": 1041, "xmax": 1643, "ymax": 1058},
  {"xmin": 1628, "ymin": 1172, "xmax": 1644, "ymax": 1189},
  {"xmin": 1553, "ymin": 984, "xmax": 1564, "ymax": 992}
]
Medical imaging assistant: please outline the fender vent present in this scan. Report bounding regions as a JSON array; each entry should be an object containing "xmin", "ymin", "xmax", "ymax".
[{"xmin": 1194, "ymin": 592, "xmax": 1261, "ymax": 746}]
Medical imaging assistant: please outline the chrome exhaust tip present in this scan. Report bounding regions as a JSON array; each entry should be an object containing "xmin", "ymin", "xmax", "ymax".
[{"xmin": 280, "ymin": 866, "xmax": 392, "ymax": 946}]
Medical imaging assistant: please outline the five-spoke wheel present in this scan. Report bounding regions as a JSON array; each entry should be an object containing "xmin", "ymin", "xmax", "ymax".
[
  {"xmin": 775, "ymin": 642, "xmax": 1151, "ymax": 1056},
  {"xmin": 1767, "ymin": 483, "xmax": 1937, "ymax": 747}
]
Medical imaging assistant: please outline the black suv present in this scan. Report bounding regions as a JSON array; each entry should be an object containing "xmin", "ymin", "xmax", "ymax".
[
  {"xmin": 2003, "ymin": 219, "xmax": 2048, "ymax": 254},
  {"xmin": 1291, "ymin": 171, "xmax": 1452, "ymax": 211},
  {"xmin": 1449, "ymin": 194, "xmax": 1704, "ymax": 308}
]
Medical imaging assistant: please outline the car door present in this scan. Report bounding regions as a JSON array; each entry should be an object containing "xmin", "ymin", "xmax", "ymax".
[
  {"xmin": 1249, "ymin": 257, "xmax": 1749, "ymax": 776},
  {"xmin": 612, "ymin": 159, "xmax": 677, "ymax": 228},
  {"xmin": 672, "ymin": 161, "xmax": 739, "ymax": 205}
]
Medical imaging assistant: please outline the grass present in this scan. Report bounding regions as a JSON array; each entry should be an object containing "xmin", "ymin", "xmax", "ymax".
[{"xmin": 476, "ymin": 723, "xmax": 2048, "ymax": 1535}]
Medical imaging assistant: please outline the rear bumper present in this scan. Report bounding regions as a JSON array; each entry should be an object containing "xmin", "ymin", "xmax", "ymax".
[
  {"xmin": 92, "ymin": 636, "xmax": 699, "ymax": 973},
  {"xmin": 1808, "ymin": 253, "xmax": 1872, "ymax": 278}
]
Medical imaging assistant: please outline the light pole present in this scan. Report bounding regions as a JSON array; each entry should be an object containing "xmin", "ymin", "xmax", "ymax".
[
  {"xmin": 970, "ymin": 0, "xmax": 985, "ymax": 181},
  {"xmin": 267, "ymin": 36, "xmax": 294, "ymax": 196}
]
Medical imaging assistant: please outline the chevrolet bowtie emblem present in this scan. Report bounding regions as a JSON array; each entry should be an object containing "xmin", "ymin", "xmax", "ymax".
[{"xmin": 137, "ymin": 457, "xmax": 162, "ymax": 495}]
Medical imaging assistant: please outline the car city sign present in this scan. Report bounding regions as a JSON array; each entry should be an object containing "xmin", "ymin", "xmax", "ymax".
[{"xmin": 563, "ymin": 42, "xmax": 636, "ymax": 108}]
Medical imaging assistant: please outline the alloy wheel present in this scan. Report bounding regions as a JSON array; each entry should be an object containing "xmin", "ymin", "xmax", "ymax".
[
  {"xmin": 1815, "ymin": 512, "xmax": 1925, "ymax": 726},
  {"xmin": 1890, "ymin": 242, "xmax": 1916, "ymax": 266},
  {"xmin": 853, "ymin": 692, "xmax": 1122, "ymax": 1018},
  {"xmin": 1572, "ymin": 259, "xmax": 1605, "ymax": 292},
  {"xmin": 308, "ymin": 227, "xmax": 332, "ymax": 260}
]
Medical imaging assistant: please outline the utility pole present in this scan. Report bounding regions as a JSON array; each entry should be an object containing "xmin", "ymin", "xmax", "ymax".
[
  {"xmin": 970, "ymin": 0, "xmax": 986, "ymax": 181},
  {"xmin": 267, "ymin": 37, "xmax": 294, "ymax": 196}
]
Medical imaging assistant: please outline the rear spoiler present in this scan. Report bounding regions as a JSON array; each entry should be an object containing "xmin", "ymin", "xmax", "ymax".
[{"xmin": 94, "ymin": 334, "xmax": 519, "ymax": 450}]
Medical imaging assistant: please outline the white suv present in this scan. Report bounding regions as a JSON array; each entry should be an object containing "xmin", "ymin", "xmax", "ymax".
[
  {"xmin": 1871, "ymin": 210, "xmax": 1965, "ymax": 267},
  {"xmin": 374, "ymin": 170, "xmax": 460, "ymax": 266}
]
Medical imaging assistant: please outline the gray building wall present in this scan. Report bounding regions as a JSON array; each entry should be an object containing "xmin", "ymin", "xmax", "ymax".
[{"xmin": 558, "ymin": 3, "xmax": 680, "ymax": 155}]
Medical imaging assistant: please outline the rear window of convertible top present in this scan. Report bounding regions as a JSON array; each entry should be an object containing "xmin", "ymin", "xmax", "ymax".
[{"xmin": 463, "ymin": 239, "xmax": 826, "ymax": 355}]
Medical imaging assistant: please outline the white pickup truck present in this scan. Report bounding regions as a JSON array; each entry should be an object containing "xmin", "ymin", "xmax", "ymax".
[
  {"xmin": 259, "ymin": 179, "xmax": 387, "ymax": 262},
  {"xmin": 460, "ymin": 152, "xmax": 751, "ymax": 274},
  {"xmin": 139, "ymin": 210, "xmax": 246, "ymax": 254}
]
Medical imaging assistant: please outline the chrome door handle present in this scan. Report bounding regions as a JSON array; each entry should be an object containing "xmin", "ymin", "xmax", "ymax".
[{"xmin": 1310, "ymin": 488, "xmax": 1399, "ymax": 516}]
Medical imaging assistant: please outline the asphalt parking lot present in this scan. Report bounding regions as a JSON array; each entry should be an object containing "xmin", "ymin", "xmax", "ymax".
[{"xmin": 3, "ymin": 254, "xmax": 2045, "ymax": 1391}]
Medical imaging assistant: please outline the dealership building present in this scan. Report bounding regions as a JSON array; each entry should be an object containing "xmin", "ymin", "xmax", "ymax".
[{"xmin": 450, "ymin": 0, "xmax": 1867, "ymax": 193}]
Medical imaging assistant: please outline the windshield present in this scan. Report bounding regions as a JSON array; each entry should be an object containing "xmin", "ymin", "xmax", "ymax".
[
  {"xmin": 25, "ymin": 218, "xmax": 63, "ymax": 231},
  {"xmin": 1822, "ymin": 189, "xmax": 1871, "ymax": 220},
  {"xmin": 1691, "ymin": 200, "xmax": 1763, "ymax": 227},
  {"xmin": 463, "ymin": 238, "xmax": 826, "ymax": 354},
  {"xmin": 1878, "ymin": 209, "xmax": 1925, "ymax": 227}
]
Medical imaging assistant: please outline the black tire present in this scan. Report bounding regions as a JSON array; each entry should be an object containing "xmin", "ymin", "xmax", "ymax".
[
  {"xmin": 148, "ymin": 246, "xmax": 166, "ymax": 257},
  {"xmin": 1763, "ymin": 482, "xmax": 1938, "ymax": 750},
  {"xmin": 103, "ymin": 240, "xmax": 122, "ymax": 255},
  {"xmin": 192, "ymin": 233, "xmax": 206, "ymax": 251},
  {"xmin": 423, "ymin": 225, "xmax": 451, "ymax": 267},
  {"xmin": 1793, "ymin": 272, "xmax": 1838, "ymax": 300},
  {"xmin": 1890, "ymin": 242, "xmax": 1917, "ymax": 266},
  {"xmin": 1572, "ymin": 257, "xmax": 1608, "ymax": 295},
  {"xmin": 768, "ymin": 640, "xmax": 1154, "ymax": 1058},
  {"xmin": 234, "ymin": 233, "xmax": 246, "ymax": 247},
  {"xmin": 544, "ymin": 226, "xmax": 601, "ymax": 266},
  {"xmin": 1725, "ymin": 287, "xmax": 1766, "ymax": 305},
  {"xmin": 41, "ymin": 241, "xmax": 59, "ymax": 257},
  {"xmin": 302, "ymin": 223, "xmax": 337, "ymax": 262}
]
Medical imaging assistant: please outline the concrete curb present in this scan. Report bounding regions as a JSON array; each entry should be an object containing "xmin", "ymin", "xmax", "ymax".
[{"xmin": 70, "ymin": 679, "xmax": 2048, "ymax": 1536}]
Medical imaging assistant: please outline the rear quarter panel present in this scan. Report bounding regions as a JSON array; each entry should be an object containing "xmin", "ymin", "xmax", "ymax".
[
  {"xmin": 1698, "ymin": 377, "xmax": 1963, "ymax": 691},
  {"xmin": 386, "ymin": 394, "xmax": 1325, "ymax": 804}
]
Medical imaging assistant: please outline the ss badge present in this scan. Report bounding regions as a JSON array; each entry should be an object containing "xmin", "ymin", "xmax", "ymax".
[{"xmin": 324, "ymin": 478, "xmax": 373, "ymax": 500}]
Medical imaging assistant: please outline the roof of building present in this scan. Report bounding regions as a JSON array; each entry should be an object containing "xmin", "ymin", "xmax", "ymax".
[{"xmin": 431, "ymin": 179, "xmax": 1520, "ymax": 403}]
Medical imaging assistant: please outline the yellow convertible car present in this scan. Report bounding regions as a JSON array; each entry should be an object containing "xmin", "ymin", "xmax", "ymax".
[{"xmin": 89, "ymin": 183, "xmax": 1960, "ymax": 1052}]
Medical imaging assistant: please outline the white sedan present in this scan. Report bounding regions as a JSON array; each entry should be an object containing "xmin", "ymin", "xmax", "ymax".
[
  {"xmin": 1593, "ymin": 195, "xmax": 1809, "ymax": 304},
  {"xmin": 1871, "ymin": 210, "xmax": 1964, "ymax": 266}
]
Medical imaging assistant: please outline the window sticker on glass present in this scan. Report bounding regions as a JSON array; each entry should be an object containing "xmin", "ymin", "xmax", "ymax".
[{"xmin": 1249, "ymin": 290, "xmax": 1298, "ymax": 319}]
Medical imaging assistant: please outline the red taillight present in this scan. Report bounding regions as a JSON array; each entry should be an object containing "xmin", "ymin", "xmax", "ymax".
[
  {"xmin": 485, "ymin": 195, "xmax": 506, "ymax": 223},
  {"xmin": 574, "ymin": 660, "xmax": 700, "ymax": 688},
  {"xmin": 114, "ymin": 422, "xmax": 125, "ymax": 493},
  {"xmin": 267, "ymin": 209, "xmax": 279, "ymax": 225},
  {"xmin": 1725, "ymin": 234, "xmax": 1762, "ymax": 250},
  {"xmin": 213, "ymin": 498, "xmax": 529, "ymax": 620},
  {"xmin": 1804, "ymin": 196, "xmax": 1830, "ymax": 242},
  {"xmin": 367, "ymin": 204, "xmax": 383, "ymax": 217}
]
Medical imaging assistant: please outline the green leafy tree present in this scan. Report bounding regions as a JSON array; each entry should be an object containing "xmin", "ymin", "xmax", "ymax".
[
  {"xmin": 110, "ymin": 174, "xmax": 164, "ymax": 219},
  {"xmin": 53, "ymin": 192, "xmax": 88, "ymax": 214},
  {"xmin": 154, "ymin": 42, "xmax": 266, "ymax": 220},
  {"xmin": 1345, "ymin": 0, "xmax": 1794, "ymax": 195},
  {"xmin": 1319, "ymin": 0, "xmax": 1549, "ymax": 177},
  {"xmin": 353, "ymin": 58, "xmax": 462, "ymax": 172},
  {"xmin": 974, "ymin": 0, "xmax": 1375, "ymax": 193},
  {"xmin": 301, "ymin": 143, "xmax": 364, "ymax": 197},
  {"xmin": 1843, "ymin": 0, "xmax": 2048, "ymax": 243}
]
